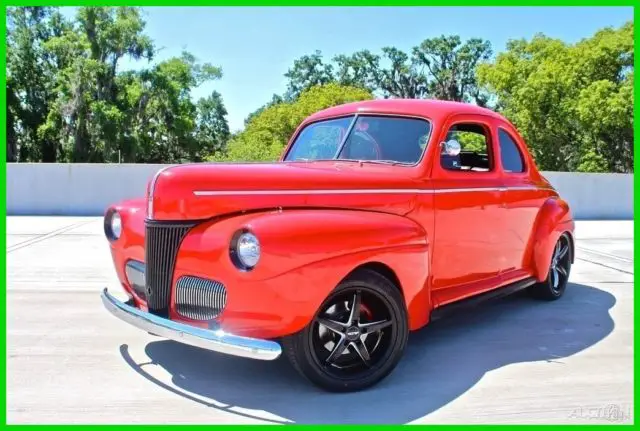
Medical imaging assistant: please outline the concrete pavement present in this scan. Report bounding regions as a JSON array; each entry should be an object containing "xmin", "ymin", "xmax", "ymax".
[{"xmin": 6, "ymin": 217, "xmax": 634, "ymax": 424}]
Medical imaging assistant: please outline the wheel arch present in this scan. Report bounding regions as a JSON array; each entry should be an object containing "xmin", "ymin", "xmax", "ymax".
[
  {"xmin": 337, "ymin": 259, "xmax": 431, "ymax": 332},
  {"xmin": 527, "ymin": 196, "xmax": 576, "ymax": 282},
  {"xmin": 566, "ymin": 230, "xmax": 576, "ymax": 264},
  {"xmin": 342, "ymin": 262, "xmax": 403, "ymax": 297}
]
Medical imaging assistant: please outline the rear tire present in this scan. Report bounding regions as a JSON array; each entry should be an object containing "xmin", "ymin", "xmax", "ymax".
[
  {"xmin": 528, "ymin": 233, "xmax": 572, "ymax": 301},
  {"xmin": 282, "ymin": 269, "xmax": 408, "ymax": 392}
]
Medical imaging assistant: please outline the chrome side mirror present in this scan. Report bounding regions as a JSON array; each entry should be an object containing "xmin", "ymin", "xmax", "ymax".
[{"xmin": 442, "ymin": 139, "xmax": 462, "ymax": 156}]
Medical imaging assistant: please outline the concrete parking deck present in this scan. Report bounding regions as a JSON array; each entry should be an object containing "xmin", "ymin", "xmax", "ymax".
[{"xmin": 6, "ymin": 217, "xmax": 634, "ymax": 424}]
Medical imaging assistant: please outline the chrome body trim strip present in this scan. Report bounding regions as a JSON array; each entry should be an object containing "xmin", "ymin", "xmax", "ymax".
[
  {"xmin": 147, "ymin": 165, "xmax": 176, "ymax": 220},
  {"xmin": 192, "ymin": 186, "xmax": 556, "ymax": 197},
  {"xmin": 101, "ymin": 288, "xmax": 281, "ymax": 361}
]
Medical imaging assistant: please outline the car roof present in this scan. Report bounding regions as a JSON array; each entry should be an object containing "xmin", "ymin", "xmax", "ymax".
[{"xmin": 305, "ymin": 98, "xmax": 508, "ymax": 124}]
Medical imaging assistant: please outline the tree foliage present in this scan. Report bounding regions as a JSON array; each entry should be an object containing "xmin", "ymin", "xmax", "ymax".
[
  {"xmin": 7, "ymin": 6, "xmax": 229, "ymax": 163},
  {"xmin": 6, "ymin": 6, "xmax": 633, "ymax": 173},
  {"xmin": 477, "ymin": 22, "xmax": 633, "ymax": 173},
  {"xmin": 6, "ymin": 7, "xmax": 62, "ymax": 162},
  {"xmin": 281, "ymin": 35, "xmax": 492, "ymax": 102}
]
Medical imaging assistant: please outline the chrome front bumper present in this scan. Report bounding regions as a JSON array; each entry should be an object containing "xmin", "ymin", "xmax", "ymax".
[{"xmin": 101, "ymin": 288, "xmax": 282, "ymax": 361}]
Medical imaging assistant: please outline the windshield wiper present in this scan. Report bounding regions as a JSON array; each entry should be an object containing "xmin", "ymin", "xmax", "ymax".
[
  {"xmin": 357, "ymin": 159, "xmax": 409, "ymax": 166},
  {"xmin": 291, "ymin": 158, "xmax": 409, "ymax": 166}
]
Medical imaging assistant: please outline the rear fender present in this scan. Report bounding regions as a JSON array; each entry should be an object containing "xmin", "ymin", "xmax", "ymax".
[{"xmin": 528, "ymin": 197, "xmax": 575, "ymax": 282}]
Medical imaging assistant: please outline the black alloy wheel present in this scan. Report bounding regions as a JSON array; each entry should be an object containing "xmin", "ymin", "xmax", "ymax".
[
  {"xmin": 282, "ymin": 269, "xmax": 409, "ymax": 392},
  {"xmin": 529, "ymin": 233, "xmax": 572, "ymax": 300}
]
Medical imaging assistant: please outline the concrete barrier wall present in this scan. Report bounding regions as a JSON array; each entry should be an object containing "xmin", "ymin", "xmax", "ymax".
[
  {"xmin": 7, "ymin": 163, "xmax": 634, "ymax": 219},
  {"xmin": 539, "ymin": 171, "xmax": 633, "ymax": 219},
  {"xmin": 7, "ymin": 163, "xmax": 166, "ymax": 216}
]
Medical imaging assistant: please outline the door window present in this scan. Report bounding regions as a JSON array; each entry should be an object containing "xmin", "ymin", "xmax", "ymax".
[{"xmin": 440, "ymin": 123, "xmax": 493, "ymax": 172}]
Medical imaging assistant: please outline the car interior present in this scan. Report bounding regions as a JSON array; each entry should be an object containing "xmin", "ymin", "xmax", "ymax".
[
  {"xmin": 340, "ymin": 117, "xmax": 431, "ymax": 164},
  {"xmin": 441, "ymin": 123, "xmax": 491, "ymax": 171}
]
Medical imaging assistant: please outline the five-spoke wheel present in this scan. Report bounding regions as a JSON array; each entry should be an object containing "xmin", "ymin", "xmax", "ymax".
[
  {"xmin": 312, "ymin": 288, "xmax": 395, "ymax": 374},
  {"xmin": 282, "ymin": 269, "xmax": 408, "ymax": 392}
]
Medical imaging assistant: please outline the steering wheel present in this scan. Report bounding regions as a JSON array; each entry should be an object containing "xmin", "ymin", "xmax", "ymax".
[{"xmin": 344, "ymin": 130, "xmax": 381, "ymax": 160}]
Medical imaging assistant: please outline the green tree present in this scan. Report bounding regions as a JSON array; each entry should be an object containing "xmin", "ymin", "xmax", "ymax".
[
  {"xmin": 7, "ymin": 6, "xmax": 229, "ymax": 164},
  {"xmin": 413, "ymin": 35, "xmax": 492, "ymax": 105},
  {"xmin": 477, "ymin": 21, "xmax": 633, "ymax": 172},
  {"xmin": 282, "ymin": 36, "xmax": 491, "ymax": 102},
  {"xmin": 244, "ymin": 93, "xmax": 284, "ymax": 126},
  {"xmin": 283, "ymin": 50, "xmax": 335, "ymax": 100},
  {"xmin": 373, "ymin": 47, "xmax": 430, "ymax": 99},
  {"xmin": 214, "ymin": 83, "xmax": 373, "ymax": 162},
  {"xmin": 41, "ymin": 7, "xmax": 155, "ymax": 162},
  {"xmin": 333, "ymin": 50, "xmax": 380, "ymax": 92},
  {"xmin": 20, "ymin": 6, "xmax": 228, "ymax": 164},
  {"xmin": 6, "ymin": 7, "xmax": 61, "ymax": 162},
  {"xmin": 194, "ymin": 91, "xmax": 230, "ymax": 160},
  {"xmin": 6, "ymin": 75, "xmax": 20, "ymax": 162},
  {"xmin": 118, "ymin": 52, "xmax": 223, "ymax": 163}
]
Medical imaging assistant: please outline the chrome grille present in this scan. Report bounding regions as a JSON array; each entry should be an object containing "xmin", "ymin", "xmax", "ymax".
[
  {"xmin": 144, "ymin": 221, "xmax": 195, "ymax": 316},
  {"xmin": 175, "ymin": 276, "xmax": 227, "ymax": 321}
]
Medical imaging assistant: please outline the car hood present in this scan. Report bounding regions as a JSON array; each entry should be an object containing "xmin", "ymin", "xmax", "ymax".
[{"xmin": 149, "ymin": 161, "xmax": 421, "ymax": 221}]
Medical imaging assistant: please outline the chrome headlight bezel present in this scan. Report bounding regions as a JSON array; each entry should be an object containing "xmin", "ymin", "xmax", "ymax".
[
  {"xmin": 104, "ymin": 209, "xmax": 122, "ymax": 241},
  {"xmin": 230, "ymin": 230, "xmax": 261, "ymax": 271}
]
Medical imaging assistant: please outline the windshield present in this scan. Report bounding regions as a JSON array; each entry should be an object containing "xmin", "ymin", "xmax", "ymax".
[{"xmin": 284, "ymin": 115, "xmax": 432, "ymax": 165}]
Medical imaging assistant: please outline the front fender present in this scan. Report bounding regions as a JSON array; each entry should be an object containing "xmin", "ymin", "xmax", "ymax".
[
  {"xmin": 528, "ymin": 197, "xmax": 575, "ymax": 282},
  {"xmin": 172, "ymin": 209, "xmax": 431, "ymax": 337},
  {"xmin": 106, "ymin": 198, "xmax": 147, "ymax": 302}
]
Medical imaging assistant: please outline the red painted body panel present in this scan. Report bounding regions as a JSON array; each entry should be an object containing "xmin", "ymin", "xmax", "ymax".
[
  {"xmin": 107, "ymin": 199, "xmax": 150, "ymax": 311},
  {"xmin": 151, "ymin": 162, "xmax": 422, "ymax": 221},
  {"xmin": 169, "ymin": 209, "xmax": 430, "ymax": 337},
  {"xmin": 105, "ymin": 99, "xmax": 574, "ymax": 339}
]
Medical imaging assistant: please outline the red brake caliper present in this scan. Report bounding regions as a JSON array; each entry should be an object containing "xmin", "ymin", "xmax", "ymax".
[{"xmin": 359, "ymin": 303, "xmax": 373, "ymax": 321}]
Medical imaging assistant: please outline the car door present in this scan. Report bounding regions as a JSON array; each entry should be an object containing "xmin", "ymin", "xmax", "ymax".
[
  {"xmin": 495, "ymin": 124, "xmax": 541, "ymax": 280},
  {"xmin": 430, "ymin": 114, "xmax": 507, "ymax": 306}
]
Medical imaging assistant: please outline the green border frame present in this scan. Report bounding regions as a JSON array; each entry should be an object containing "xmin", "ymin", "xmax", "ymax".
[{"xmin": 1, "ymin": 1, "xmax": 636, "ymax": 427}]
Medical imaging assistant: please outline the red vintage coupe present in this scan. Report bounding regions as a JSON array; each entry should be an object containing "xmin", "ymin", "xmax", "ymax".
[{"xmin": 101, "ymin": 99, "xmax": 574, "ymax": 392}]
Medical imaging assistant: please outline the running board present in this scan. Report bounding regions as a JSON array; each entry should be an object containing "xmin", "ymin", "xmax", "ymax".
[{"xmin": 430, "ymin": 277, "xmax": 537, "ymax": 322}]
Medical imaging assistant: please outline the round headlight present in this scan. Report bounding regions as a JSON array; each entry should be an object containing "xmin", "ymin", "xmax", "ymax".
[
  {"xmin": 236, "ymin": 232, "xmax": 260, "ymax": 268},
  {"xmin": 110, "ymin": 212, "xmax": 122, "ymax": 240}
]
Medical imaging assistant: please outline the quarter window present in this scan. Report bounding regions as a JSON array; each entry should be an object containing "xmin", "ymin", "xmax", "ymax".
[{"xmin": 498, "ymin": 129, "xmax": 525, "ymax": 173}]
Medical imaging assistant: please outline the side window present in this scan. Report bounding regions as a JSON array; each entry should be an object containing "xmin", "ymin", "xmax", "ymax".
[
  {"xmin": 498, "ymin": 128, "xmax": 525, "ymax": 173},
  {"xmin": 441, "ymin": 123, "xmax": 492, "ymax": 172}
]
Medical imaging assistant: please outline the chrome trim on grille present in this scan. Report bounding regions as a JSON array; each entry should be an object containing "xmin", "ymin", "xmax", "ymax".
[
  {"xmin": 176, "ymin": 276, "xmax": 227, "ymax": 321},
  {"xmin": 144, "ymin": 221, "xmax": 195, "ymax": 316}
]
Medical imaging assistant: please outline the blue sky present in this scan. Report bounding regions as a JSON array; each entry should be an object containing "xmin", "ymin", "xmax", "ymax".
[{"xmin": 62, "ymin": 6, "xmax": 633, "ymax": 132}]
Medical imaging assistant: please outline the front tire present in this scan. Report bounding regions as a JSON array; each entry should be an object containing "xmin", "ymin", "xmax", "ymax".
[
  {"xmin": 283, "ymin": 269, "xmax": 409, "ymax": 392},
  {"xmin": 528, "ymin": 233, "xmax": 572, "ymax": 300}
]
